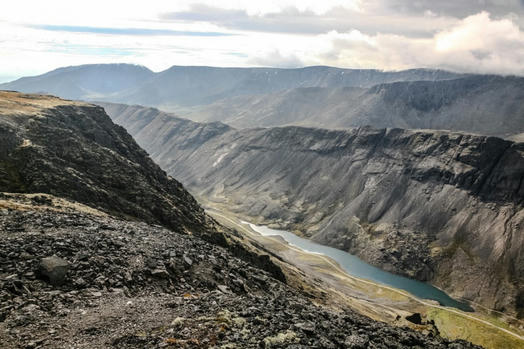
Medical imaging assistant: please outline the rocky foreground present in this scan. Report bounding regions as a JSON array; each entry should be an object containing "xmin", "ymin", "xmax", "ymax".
[{"xmin": 0, "ymin": 193, "xmax": 479, "ymax": 348}]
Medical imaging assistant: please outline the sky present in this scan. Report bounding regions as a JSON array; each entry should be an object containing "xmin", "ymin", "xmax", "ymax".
[{"xmin": 1, "ymin": 0, "xmax": 524, "ymax": 81}]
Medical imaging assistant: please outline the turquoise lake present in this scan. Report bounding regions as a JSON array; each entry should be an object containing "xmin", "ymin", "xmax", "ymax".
[{"xmin": 246, "ymin": 222, "xmax": 473, "ymax": 312}]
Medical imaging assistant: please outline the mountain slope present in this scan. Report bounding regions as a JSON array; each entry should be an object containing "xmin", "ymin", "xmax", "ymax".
[
  {"xmin": 187, "ymin": 75, "xmax": 524, "ymax": 138},
  {"xmin": 0, "ymin": 64, "xmax": 154, "ymax": 100},
  {"xmin": 0, "ymin": 91, "xmax": 209, "ymax": 234},
  {"xmin": 115, "ymin": 66, "xmax": 462, "ymax": 107},
  {"xmin": 102, "ymin": 104, "xmax": 524, "ymax": 319}
]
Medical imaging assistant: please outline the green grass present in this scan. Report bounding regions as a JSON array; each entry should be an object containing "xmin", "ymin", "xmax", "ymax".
[{"xmin": 427, "ymin": 308, "xmax": 524, "ymax": 349}]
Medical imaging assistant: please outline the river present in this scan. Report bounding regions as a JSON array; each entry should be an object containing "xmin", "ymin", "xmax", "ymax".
[{"xmin": 245, "ymin": 222, "xmax": 473, "ymax": 312}]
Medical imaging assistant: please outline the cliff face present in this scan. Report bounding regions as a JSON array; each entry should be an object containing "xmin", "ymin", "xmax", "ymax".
[
  {"xmin": 104, "ymin": 103, "xmax": 524, "ymax": 318},
  {"xmin": 0, "ymin": 91, "xmax": 209, "ymax": 234}
]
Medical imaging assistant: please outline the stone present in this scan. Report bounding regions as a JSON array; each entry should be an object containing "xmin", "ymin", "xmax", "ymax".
[
  {"xmin": 183, "ymin": 256, "xmax": 193, "ymax": 266},
  {"xmin": 151, "ymin": 268, "xmax": 169, "ymax": 279},
  {"xmin": 38, "ymin": 256, "xmax": 70, "ymax": 286},
  {"xmin": 217, "ymin": 285, "xmax": 229, "ymax": 294}
]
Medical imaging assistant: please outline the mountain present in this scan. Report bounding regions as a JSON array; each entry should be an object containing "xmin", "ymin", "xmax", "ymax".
[
  {"xmin": 113, "ymin": 66, "xmax": 462, "ymax": 108},
  {"xmin": 0, "ymin": 64, "xmax": 462, "ymax": 108},
  {"xmin": 101, "ymin": 102, "xmax": 524, "ymax": 319},
  {"xmin": 186, "ymin": 75, "xmax": 524, "ymax": 138},
  {"xmin": 0, "ymin": 91, "xmax": 484, "ymax": 348},
  {"xmin": 4, "ymin": 64, "xmax": 523, "ymax": 138},
  {"xmin": 0, "ymin": 91, "xmax": 207, "ymax": 235},
  {"xmin": 0, "ymin": 64, "xmax": 154, "ymax": 100}
]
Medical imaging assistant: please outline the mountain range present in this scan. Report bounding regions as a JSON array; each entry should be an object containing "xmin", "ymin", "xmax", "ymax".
[{"xmin": 3, "ymin": 63, "xmax": 523, "ymax": 138}]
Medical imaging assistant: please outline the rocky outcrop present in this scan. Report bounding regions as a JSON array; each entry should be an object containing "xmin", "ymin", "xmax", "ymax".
[
  {"xmin": 105, "ymin": 106, "xmax": 524, "ymax": 318},
  {"xmin": 0, "ymin": 91, "xmax": 211, "ymax": 235}
]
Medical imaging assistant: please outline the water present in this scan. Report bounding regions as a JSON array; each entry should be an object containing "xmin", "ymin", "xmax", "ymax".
[{"xmin": 246, "ymin": 222, "xmax": 473, "ymax": 312}]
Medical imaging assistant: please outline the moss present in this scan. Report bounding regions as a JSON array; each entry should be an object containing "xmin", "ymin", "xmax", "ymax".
[
  {"xmin": 263, "ymin": 330, "xmax": 299, "ymax": 347},
  {"xmin": 427, "ymin": 308, "xmax": 524, "ymax": 349}
]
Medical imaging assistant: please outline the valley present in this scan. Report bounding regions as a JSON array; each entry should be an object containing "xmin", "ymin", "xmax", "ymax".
[
  {"xmin": 92, "ymin": 99, "xmax": 524, "ymax": 348},
  {"xmin": 2, "ymin": 65, "xmax": 524, "ymax": 348},
  {"xmin": 3, "ymin": 1, "xmax": 524, "ymax": 347},
  {"xmin": 0, "ymin": 91, "xmax": 490, "ymax": 348},
  {"xmin": 203, "ymin": 204, "xmax": 524, "ymax": 348},
  {"xmin": 100, "ymin": 102, "xmax": 524, "ymax": 318}
]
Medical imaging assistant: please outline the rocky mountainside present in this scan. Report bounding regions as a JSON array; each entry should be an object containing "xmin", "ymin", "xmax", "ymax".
[
  {"xmin": 103, "ymin": 105, "xmax": 524, "ymax": 319},
  {"xmin": 187, "ymin": 75, "xmax": 524, "ymax": 138},
  {"xmin": 0, "ymin": 91, "xmax": 210, "ymax": 236},
  {"xmin": 0, "ymin": 91, "xmax": 481, "ymax": 348},
  {"xmin": 0, "ymin": 64, "xmax": 461, "ymax": 108},
  {"xmin": 0, "ymin": 193, "xmax": 479, "ymax": 348}
]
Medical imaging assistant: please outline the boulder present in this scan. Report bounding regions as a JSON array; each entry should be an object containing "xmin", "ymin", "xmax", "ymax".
[{"xmin": 38, "ymin": 256, "xmax": 70, "ymax": 286}]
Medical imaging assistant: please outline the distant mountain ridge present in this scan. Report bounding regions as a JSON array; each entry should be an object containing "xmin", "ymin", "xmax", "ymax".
[
  {"xmin": 0, "ymin": 63, "xmax": 463, "ymax": 107},
  {"xmin": 4, "ymin": 63, "xmax": 524, "ymax": 138},
  {"xmin": 1, "ymin": 64, "xmax": 154, "ymax": 100},
  {"xmin": 187, "ymin": 74, "xmax": 524, "ymax": 138}
]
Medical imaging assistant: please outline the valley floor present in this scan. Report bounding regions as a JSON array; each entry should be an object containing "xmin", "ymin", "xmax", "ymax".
[{"xmin": 202, "ymin": 202, "xmax": 524, "ymax": 349}]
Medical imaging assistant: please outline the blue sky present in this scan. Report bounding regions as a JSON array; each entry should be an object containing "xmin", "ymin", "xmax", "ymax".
[{"xmin": 1, "ymin": 0, "xmax": 524, "ymax": 80}]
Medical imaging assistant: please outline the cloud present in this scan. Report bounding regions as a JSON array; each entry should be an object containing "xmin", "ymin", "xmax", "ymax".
[
  {"xmin": 312, "ymin": 12, "xmax": 524, "ymax": 75},
  {"xmin": 249, "ymin": 50, "xmax": 303, "ymax": 68},
  {"xmin": 31, "ymin": 24, "xmax": 234, "ymax": 37},
  {"xmin": 161, "ymin": 4, "xmax": 458, "ymax": 37},
  {"xmin": 1, "ymin": 2, "xmax": 524, "ymax": 78},
  {"xmin": 362, "ymin": 0, "xmax": 524, "ymax": 18}
]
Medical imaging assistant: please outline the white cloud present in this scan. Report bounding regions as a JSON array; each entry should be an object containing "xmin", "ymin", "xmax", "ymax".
[
  {"xmin": 0, "ymin": 2, "xmax": 523, "ymax": 78},
  {"xmin": 295, "ymin": 12, "xmax": 524, "ymax": 75}
]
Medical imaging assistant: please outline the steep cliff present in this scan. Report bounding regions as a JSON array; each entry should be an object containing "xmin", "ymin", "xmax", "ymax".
[{"xmin": 104, "ymin": 104, "xmax": 524, "ymax": 318}]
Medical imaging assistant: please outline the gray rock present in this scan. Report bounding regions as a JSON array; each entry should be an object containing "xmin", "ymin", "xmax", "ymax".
[
  {"xmin": 151, "ymin": 269, "xmax": 169, "ymax": 279},
  {"xmin": 38, "ymin": 256, "xmax": 70, "ymax": 286},
  {"xmin": 183, "ymin": 256, "xmax": 193, "ymax": 266}
]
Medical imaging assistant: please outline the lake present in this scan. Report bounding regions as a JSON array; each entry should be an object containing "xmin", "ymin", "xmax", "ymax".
[{"xmin": 245, "ymin": 222, "xmax": 473, "ymax": 312}]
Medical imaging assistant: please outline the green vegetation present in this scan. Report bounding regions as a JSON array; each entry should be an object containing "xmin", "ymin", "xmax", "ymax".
[{"xmin": 427, "ymin": 308, "xmax": 524, "ymax": 349}]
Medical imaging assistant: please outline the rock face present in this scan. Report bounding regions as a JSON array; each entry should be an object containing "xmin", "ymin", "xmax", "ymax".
[
  {"xmin": 105, "ymin": 107, "xmax": 524, "ymax": 318},
  {"xmin": 0, "ymin": 91, "xmax": 210, "ymax": 235},
  {"xmin": 0, "ymin": 193, "xmax": 479, "ymax": 348}
]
